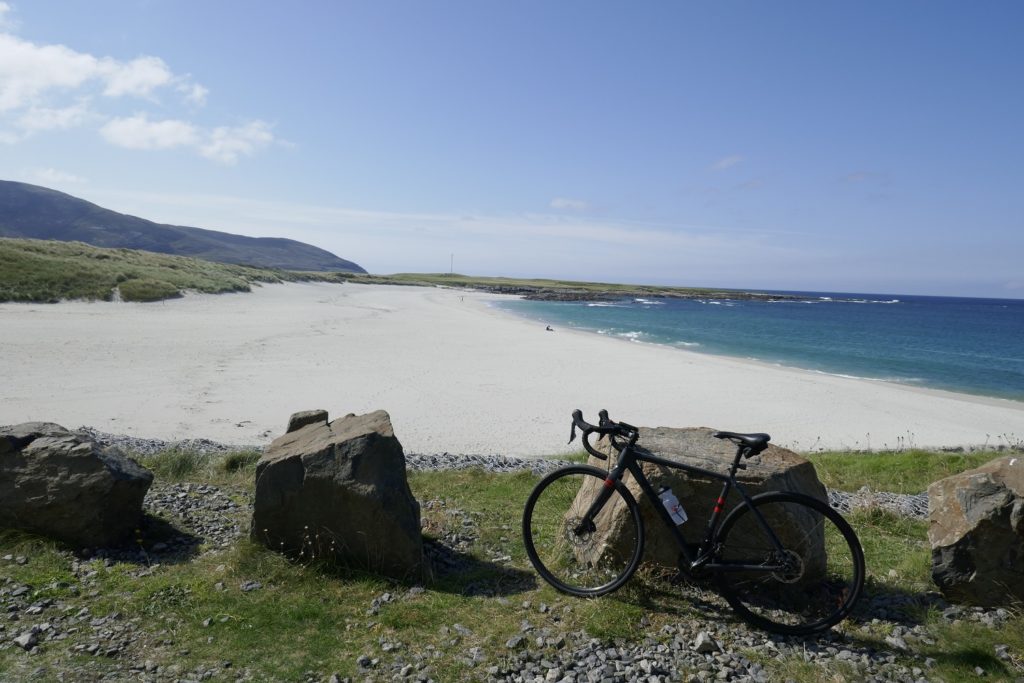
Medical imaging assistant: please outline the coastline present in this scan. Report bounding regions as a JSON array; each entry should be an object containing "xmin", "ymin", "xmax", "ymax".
[{"xmin": 2, "ymin": 281, "xmax": 1022, "ymax": 457}]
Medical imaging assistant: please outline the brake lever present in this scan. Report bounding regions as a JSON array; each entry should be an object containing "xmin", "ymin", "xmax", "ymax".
[{"xmin": 568, "ymin": 420, "xmax": 577, "ymax": 444}]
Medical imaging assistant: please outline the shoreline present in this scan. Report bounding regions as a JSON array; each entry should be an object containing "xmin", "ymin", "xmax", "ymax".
[
  {"xmin": 491, "ymin": 296, "xmax": 1024, "ymax": 406},
  {"xmin": 3, "ymin": 281, "xmax": 1023, "ymax": 456}
]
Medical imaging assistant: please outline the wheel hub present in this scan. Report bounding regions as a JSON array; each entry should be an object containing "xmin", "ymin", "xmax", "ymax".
[{"xmin": 772, "ymin": 549, "xmax": 805, "ymax": 583}]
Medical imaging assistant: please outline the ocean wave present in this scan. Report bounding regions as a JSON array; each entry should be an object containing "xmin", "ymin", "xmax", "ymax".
[
  {"xmin": 847, "ymin": 298, "xmax": 901, "ymax": 305},
  {"xmin": 586, "ymin": 302, "xmax": 626, "ymax": 308},
  {"xmin": 633, "ymin": 298, "xmax": 665, "ymax": 305},
  {"xmin": 804, "ymin": 368, "xmax": 925, "ymax": 384},
  {"xmin": 674, "ymin": 340, "xmax": 701, "ymax": 348}
]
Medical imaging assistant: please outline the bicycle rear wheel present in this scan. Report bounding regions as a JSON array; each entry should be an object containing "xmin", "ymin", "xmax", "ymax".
[
  {"xmin": 522, "ymin": 465, "xmax": 644, "ymax": 596},
  {"xmin": 713, "ymin": 491, "xmax": 864, "ymax": 635}
]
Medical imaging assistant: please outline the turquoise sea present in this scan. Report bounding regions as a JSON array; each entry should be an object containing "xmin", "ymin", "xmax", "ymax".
[{"xmin": 496, "ymin": 292, "xmax": 1024, "ymax": 402}]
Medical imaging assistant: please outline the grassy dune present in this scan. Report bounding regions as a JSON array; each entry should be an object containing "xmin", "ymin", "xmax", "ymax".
[
  {"xmin": 0, "ymin": 238, "xmax": 781, "ymax": 304},
  {"xmin": 0, "ymin": 238, "xmax": 345, "ymax": 303}
]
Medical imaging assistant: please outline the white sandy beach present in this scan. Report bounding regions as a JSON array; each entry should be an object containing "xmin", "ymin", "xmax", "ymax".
[{"xmin": 2, "ymin": 282, "xmax": 1023, "ymax": 457}]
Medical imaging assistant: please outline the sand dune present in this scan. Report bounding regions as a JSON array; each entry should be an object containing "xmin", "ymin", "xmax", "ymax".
[{"xmin": 2, "ymin": 282, "xmax": 1022, "ymax": 456}]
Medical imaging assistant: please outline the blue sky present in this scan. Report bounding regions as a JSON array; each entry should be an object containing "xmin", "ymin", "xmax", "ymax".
[{"xmin": 1, "ymin": 1, "xmax": 1022, "ymax": 297}]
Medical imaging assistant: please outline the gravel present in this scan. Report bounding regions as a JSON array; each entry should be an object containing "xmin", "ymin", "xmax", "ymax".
[{"xmin": 1, "ymin": 428, "xmax": 1012, "ymax": 682}]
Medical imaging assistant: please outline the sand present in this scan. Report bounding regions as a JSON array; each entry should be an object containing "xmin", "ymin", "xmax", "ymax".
[{"xmin": 2, "ymin": 282, "xmax": 1023, "ymax": 457}]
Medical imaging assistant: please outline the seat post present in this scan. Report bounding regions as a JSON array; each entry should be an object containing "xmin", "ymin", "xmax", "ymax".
[{"xmin": 728, "ymin": 444, "xmax": 748, "ymax": 476}]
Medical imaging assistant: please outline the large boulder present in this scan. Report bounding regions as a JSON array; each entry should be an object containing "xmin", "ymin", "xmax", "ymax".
[
  {"xmin": 0, "ymin": 422, "xmax": 153, "ymax": 547},
  {"xmin": 928, "ymin": 455, "xmax": 1024, "ymax": 605},
  {"xmin": 251, "ymin": 409, "xmax": 424, "ymax": 580},
  {"xmin": 579, "ymin": 426, "xmax": 827, "ymax": 571}
]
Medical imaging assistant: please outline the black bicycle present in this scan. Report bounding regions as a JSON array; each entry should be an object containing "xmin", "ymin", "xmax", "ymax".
[{"xmin": 522, "ymin": 409, "xmax": 865, "ymax": 635}]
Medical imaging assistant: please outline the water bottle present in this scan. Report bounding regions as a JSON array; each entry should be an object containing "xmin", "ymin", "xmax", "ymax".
[{"xmin": 658, "ymin": 487, "xmax": 688, "ymax": 525}]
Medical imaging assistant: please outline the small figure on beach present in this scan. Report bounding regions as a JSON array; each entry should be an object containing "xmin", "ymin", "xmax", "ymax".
[{"xmin": 545, "ymin": 325, "xmax": 554, "ymax": 332}]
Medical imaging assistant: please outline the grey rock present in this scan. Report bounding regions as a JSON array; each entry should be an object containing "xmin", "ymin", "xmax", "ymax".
[
  {"xmin": 693, "ymin": 632, "xmax": 719, "ymax": 654},
  {"xmin": 0, "ymin": 422, "xmax": 153, "ymax": 547},
  {"xmin": 286, "ymin": 409, "xmax": 329, "ymax": 434},
  {"xmin": 580, "ymin": 426, "xmax": 827, "ymax": 573},
  {"xmin": 14, "ymin": 630, "xmax": 39, "ymax": 650},
  {"xmin": 928, "ymin": 455, "xmax": 1024, "ymax": 605},
  {"xmin": 250, "ymin": 410, "xmax": 423, "ymax": 580}
]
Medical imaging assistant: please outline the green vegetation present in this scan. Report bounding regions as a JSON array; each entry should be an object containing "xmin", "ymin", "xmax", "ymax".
[
  {"xmin": 0, "ymin": 238, "xmax": 789, "ymax": 304},
  {"xmin": 1, "ymin": 448, "xmax": 1020, "ymax": 682},
  {"xmin": 807, "ymin": 449, "xmax": 1005, "ymax": 494},
  {"xmin": 0, "ymin": 238, "xmax": 348, "ymax": 303},
  {"xmin": 335, "ymin": 271, "xmax": 784, "ymax": 300}
]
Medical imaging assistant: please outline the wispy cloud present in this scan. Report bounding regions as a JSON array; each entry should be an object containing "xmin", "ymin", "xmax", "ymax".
[
  {"xmin": 711, "ymin": 155, "xmax": 743, "ymax": 171},
  {"xmin": 0, "ymin": 17, "xmax": 271, "ymax": 163},
  {"xmin": 0, "ymin": 34, "xmax": 201, "ymax": 112},
  {"xmin": 200, "ymin": 121, "xmax": 274, "ymax": 164},
  {"xmin": 89, "ymin": 189, "xmax": 815, "ymax": 284},
  {"xmin": 16, "ymin": 101, "xmax": 92, "ymax": 132},
  {"xmin": 550, "ymin": 197, "xmax": 589, "ymax": 211},
  {"xmin": 0, "ymin": 2, "xmax": 16, "ymax": 31},
  {"xmin": 99, "ymin": 114, "xmax": 273, "ymax": 164},
  {"xmin": 100, "ymin": 114, "xmax": 199, "ymax": 150},
  {"xmin": 24, "ymin": 167, "xmax": 86, "ymax": 185}
]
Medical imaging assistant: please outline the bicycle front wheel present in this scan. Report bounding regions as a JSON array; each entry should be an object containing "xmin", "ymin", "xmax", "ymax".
[
  {"xmin": 713, "ymin": 491, "xmax": 864, "ymax": 635},
  {"xmin": 522, "ymin": 465, "xmax": 644, "ymax": 597}
]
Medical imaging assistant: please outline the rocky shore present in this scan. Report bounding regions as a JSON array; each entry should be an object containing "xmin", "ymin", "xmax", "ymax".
[{"xmin": 2, "ymin": 428, "xmax": 1015, "ymax": 682}]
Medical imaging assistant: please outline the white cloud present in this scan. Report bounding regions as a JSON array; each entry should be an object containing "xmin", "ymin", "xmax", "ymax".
[
  {"xmin": 200, "ymin": 120, "xmax": 273, "ymax": 164},
  {"xmin": 0, "ymin": 34, "xmax": 101, "ymax": 112},
  {"xmin": 100, "ymin": 114, "xmax": 199, "ymax": 150},
  {"xmin": 0, "ymin": 2, "xmax": 16, "ymax": 30},
  {"xmin": 0, "ymin": 23, "xmax": 276, "ymax": 164},
  {"xmin": 178, "ymin": 81, "xmax": 209, "ymax": 106},
  {"xmin": 550, "ymin": 197, "xmax": 589, "ymax": 211},
  {"xmin": 25, "ymin": 167, "xmax": 86, "ymax": 185},
  {"xmin": 16, "ymin": 101, "xmax": 91, "ymax": 131},
  {"xmin": 99, "ymin": 114, "xmax": 274, "ymax": 164},
  {"xmin": 0, "ymin": 33, "xmax": 202, "ymax": 111},
  {"xmin": 100, "ymin": 55, "xmax": 173, "ymax": 98},
  {"xmin": 711, "ymin": 155, "xmax": 743, "ymax": 170}
]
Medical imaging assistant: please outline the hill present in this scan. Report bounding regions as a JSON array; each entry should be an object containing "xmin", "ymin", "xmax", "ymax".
[{"xmin": 0, "ymin": 181, "xmax": 366, "ymax": 273}]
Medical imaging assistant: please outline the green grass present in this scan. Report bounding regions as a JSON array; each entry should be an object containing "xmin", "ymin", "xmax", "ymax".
[
  {"xmin": 0, "ymin": 238, "xmax": 349, "ymax": 303},
  {"xmin": 138, "ymin": 447, "xmax": 262, "ymax": 485},
  {"xmin": 807, "ymin": 449, "xmax": 1008, "ymax": 494},
  {"xmin": 334, "ymin": 271, "xmax": 785, "ymax": 300},
  {"xmin": 1, "ymin": 448, "xmax": 1021, "ymax": 682},
  {"xmin": 0, "ymin": 238, "xmax": 817, "ymax": 304}
]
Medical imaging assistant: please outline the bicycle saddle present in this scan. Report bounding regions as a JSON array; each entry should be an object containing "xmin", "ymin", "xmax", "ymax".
[{"xmin": 712, "ymin": 431, "xmax": 771, "ymax": 456}]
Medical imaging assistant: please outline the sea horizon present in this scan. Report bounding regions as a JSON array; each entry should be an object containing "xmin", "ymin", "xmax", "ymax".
[{"xmin": 495, "ymin": 289, "xmax": 1024, "ymax": 404}]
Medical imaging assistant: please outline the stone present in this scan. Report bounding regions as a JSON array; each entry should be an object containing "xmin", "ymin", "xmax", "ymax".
[
  {"xmin": 0, "ymin": 423, "xmax": 153, "ymax": 548},
  {"xmin": 14, "ymin": 630, "xmax": 39, "ymax": 650},
  {"xmin": 693, "ymin": 632, "xmax": 719, "ymax": 654},
  {"xmin": 578, "ymin": 426, "xmax": 827, "ymax": 571},
  {"xmin": 285, "ymin": 409, "xmax": 329, "ymax": 434},
  {"xmin": 250, "ymin": 410, "xmax": 424, "ymax": 580},
  {"xmin": 928, "ymin": 455, "xmax": 1024, "ymax": 605}
]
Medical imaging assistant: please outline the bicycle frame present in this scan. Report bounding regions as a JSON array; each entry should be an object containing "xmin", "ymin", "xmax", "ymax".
[{"xmin": 580, "ymin": 438, "xmax": 792, "ymax": 574}]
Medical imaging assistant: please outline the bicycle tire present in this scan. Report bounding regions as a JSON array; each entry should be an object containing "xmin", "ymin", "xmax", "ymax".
[
  {"xmin": 522, "ymin": 465, "xmax": 644, "ymax": 597},
  {"xmin": 713, "ymin": 491, "xmax": 865, "ymax": 635}
]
